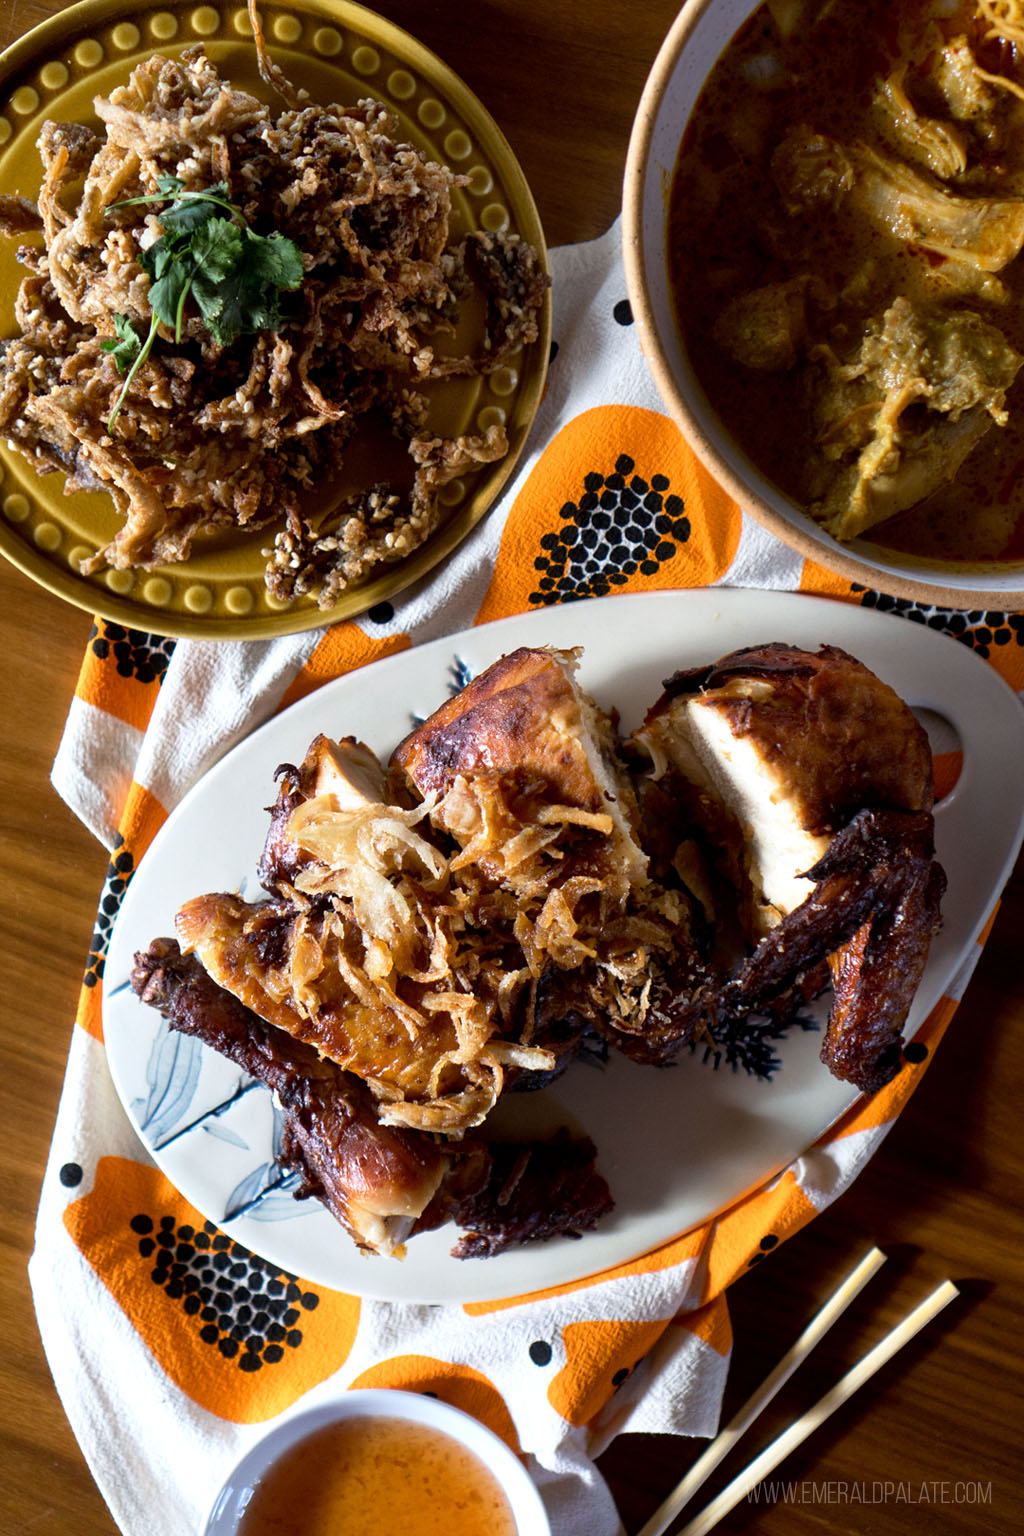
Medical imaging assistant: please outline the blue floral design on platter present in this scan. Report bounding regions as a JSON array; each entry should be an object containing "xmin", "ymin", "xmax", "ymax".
[
  {"xmin": 133, "ymin": 1031, "xmax": 206, "ymax": 1145},
  {"xmin": 134, "ymin": 998, "xmax": 312, "ymax": 1227}
]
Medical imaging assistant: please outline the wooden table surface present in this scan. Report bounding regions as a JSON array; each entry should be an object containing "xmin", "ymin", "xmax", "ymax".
[{"xmin": 1, "ymin": 1, "xmax": 1022, "ymax": 1532}]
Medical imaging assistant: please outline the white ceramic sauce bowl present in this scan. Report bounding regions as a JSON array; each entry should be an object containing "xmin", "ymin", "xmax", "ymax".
[
  {"xmin": 623, "ymin": 0, "xmax": 1024, "ymax": 611},
  {"xmin": 202, "ymin": 1388, "xmax": 552, "ymax": 1535}
]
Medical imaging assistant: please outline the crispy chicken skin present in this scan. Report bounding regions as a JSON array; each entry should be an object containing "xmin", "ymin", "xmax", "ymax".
[
  {"xmin": 391, "ymin": 645, "xmax": 649, "ymax": 900},
  {"xmin": 658, "ymin": 643, "xmax": 933, "ymax": 814},
  {"xmin": 174, "ymin": 892, "xmax": 464, "ymax": 1102},
  {"xmin": 637, "ymin": 642, "xmax": 934, "ymax": 936}
]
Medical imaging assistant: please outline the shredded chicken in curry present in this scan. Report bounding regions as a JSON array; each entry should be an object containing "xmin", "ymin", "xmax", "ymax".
[
  {"xmin": 0, "ymin": 1, "xmax": 548, "ymax": 605},
  {"xmin": 670, "ymin": 0, "xmax": 1024, "ymax": 560}
]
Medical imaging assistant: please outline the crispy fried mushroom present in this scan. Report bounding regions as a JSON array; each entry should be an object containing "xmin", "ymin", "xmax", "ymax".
[{"xmin": 0, "ymin": 0, "xmax": 548, "ymax": 603}]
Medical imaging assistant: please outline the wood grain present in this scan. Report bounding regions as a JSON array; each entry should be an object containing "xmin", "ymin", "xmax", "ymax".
[{"xmin": 0, "ymin": 3, "xmax": 1021, "ymax": 1533}]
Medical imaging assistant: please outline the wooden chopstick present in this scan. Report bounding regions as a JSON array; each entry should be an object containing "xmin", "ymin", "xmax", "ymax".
[
  {"xmin": 635, "ymin": 1246, "xmax": 887, "ymax": 1536},
  {"xmin": 643, "ymin": 1277, "xmax": 960, "ymax": 1536}
]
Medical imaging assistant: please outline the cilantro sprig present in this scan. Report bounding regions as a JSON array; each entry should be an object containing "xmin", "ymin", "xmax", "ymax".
[{"xmin": 101, "ymin": 176, "xmax": 304, "ymax": 430}]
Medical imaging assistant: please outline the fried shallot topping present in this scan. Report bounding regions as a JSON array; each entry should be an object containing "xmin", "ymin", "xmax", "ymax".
[
  {"xmin": 0, "ymin": 0, "xmax": 548, "ymax": 605},
  {"xmin": 175, "ymin": 654, "xmax": 707, "ymax": 1139}
]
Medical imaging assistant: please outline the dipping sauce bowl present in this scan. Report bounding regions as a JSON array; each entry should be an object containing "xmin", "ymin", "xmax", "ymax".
[{"xmin": 202, "ymin": 1388, "xmax": 551, "ymax": 1536}]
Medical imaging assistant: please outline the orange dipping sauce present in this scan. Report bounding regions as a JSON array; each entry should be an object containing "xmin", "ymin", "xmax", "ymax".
[{"xmin": 236, "ymin": 1414, "xmax": 520, "ymax": 1536}]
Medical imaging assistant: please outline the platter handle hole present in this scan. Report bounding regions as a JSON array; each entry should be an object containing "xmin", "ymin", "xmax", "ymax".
[{"xmin": 912, "ymin": 706, "xmax": 963, "ymax": 805}]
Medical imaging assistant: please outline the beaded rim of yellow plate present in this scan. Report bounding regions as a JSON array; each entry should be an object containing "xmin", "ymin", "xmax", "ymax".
[{"xmin": 0, "ymin": 0, "xmax": 551, "ymax": 638}]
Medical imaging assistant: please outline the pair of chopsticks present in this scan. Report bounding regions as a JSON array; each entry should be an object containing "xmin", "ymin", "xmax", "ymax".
[{"xmin": 636, "ymin": 1248, "xmax": 959, "ymax": 1536}]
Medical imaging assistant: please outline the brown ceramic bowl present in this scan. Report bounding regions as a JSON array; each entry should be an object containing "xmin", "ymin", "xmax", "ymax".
[{"xmin": 623, "ymin": 0, "xmax": 1024, "ymax": 611}]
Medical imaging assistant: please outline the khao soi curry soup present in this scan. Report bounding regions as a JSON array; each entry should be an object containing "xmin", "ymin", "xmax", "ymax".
[{"xmin": 668, "ymin": 0, "xmax": 1024, "ymax": 564}]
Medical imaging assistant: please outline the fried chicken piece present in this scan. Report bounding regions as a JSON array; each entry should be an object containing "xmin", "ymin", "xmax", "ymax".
[
  {"xmin": 446, "ymin": 1133, "xmax": 614, "ymax": 1259},
  {"xmin": 819, "ymin": 827, "xmax": 947, "ymax": 1092},
  {"xmin": 176, "ymin": 727, "xmax": 562, "ymax": 1135},
  {"xmin": 131, "ymin": 937, "xmax": 612, "ymax": 1259},
  {"xmin": 634, "ymin": 645, "xmax": 944, "ymax": 1093},
  {"xmin": 637, "ymin": 642, "xmax": 934, "ymax": 937},
  {"xmin": 130, "ymin": 937, "xmax": 450, "ymax": 1255},
  {"xmin": 174, "ymin": 891, "xmax": 506, "ymax": 1130},
  {"xmin": 392, "ymin": 644, "xmax": 704, "ymax": 1058},
  {"xmin": 626, "ymin": 806, "xmax": 944, "ymax": 1093}
]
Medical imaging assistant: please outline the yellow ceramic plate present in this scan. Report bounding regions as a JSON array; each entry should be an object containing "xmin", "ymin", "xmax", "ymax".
[{"xmin": 0, "ymin": 0, "xmax": 550, "ymax": 637}]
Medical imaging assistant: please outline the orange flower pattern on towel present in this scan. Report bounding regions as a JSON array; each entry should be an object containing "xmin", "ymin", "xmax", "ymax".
[
  {"xmin": 78, "ymin": 782, "xmax": 169, "ymax": 1043},
  {"xmin": 474, "ymin": 406, "xmax": 742, "ymax": 625},
  {"xmin": 671, "ymin": 1293, "xmax": 733, "ymax": 1358},
  {"xmin": 799, "ymin": 556, "xmax": 1024, "ymax": 694},
  {"xmin": 548, "ymin": 1317, "xmax": 669, "ymax": 1427},
  {"xmin": 276, "ymin": 617, "xmax": 410, "ymax": 712},
  {"xmin": 77, "ymin": 620, "xmax": 176, "ymax": 733},
  {"xmin": 348, "ymin": 1356, "xmax": 521, "ymax": 1453},
  {"xmin": 64, "ymin": 1157, "xmax": 360, "ymax": 1423},
  {"xmin": 698, "ymin": 1170, "xmax": 821, "ymax": 1308}
]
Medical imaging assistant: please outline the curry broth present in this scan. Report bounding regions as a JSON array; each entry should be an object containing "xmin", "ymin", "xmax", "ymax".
[{"xmin": 668, "ymin": 0, "xmax": 1024, "ymax": 564}]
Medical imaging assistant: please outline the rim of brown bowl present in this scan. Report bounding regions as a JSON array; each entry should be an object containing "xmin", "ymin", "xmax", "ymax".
[{"xmin": 623, "ymin": 0, "xmax": 1024, "ymax": 613}]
